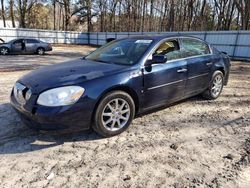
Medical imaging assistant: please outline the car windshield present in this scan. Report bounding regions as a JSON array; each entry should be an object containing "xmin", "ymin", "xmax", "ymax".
[{"xmin": 85, "ymin": 39, "xmax": 153, "ymax": 65}]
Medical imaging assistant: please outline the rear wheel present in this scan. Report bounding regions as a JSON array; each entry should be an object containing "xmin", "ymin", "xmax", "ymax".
[
  {"xmin": 202, "ymin": 70, "xmax": 224, "ymax": 100},
  {"xmin": 93, "ymin": 91, "xmax": 135, "ymax": 137},
  {"xmin": 37, "ymin": 47, "xmax": 45, "ymax": 55},
  {"xmin": 0, "ymin": 47, "xmax": 9, "ymax": 55}
]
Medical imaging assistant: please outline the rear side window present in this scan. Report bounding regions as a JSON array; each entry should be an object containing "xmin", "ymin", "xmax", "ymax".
[
  {"xmin": 181, "ymin": 38, "xmax": 211, "ymax": 57},
  {"xmin": 26, "ymin": 39, "xmax": 40, "ymax": 44}
]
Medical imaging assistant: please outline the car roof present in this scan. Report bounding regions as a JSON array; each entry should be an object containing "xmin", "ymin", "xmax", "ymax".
[
  {"xmin": 8, "ymin": 38, "xmax": 42, "ymax": 43},
  {"xmin": 122, "ymin": 34, "xmax": 203, "ymax": 42},
  {"xmin": 11, "ymin": 38, "xmax": 40, "ymax": 41}
]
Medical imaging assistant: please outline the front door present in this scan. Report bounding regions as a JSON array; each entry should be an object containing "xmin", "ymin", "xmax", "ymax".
[
  {"xmin": 143, "ymin": 39, "xmax": 188, "ymax": 109},
  {"xmin": 11, "ymin": 39, "xmax": 25, "ymax": 54}
]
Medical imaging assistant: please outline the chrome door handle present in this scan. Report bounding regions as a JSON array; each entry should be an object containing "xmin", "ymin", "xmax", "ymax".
[
  {"xmin": 206, "ymin": 62, "xmax": 213, "ymax": 66},
  {"xmin": 177, "ymin": 68, "xmax": 187, "ymax": 73}
]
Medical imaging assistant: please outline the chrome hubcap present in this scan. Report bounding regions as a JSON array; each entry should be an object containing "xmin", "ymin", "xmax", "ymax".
[
  {"xmin": 102, "ymin": 98, "xmax": 130, "ymax": 131},
  {"xmin": 211, "ymin": 74, "xmax": 223, "ymax": 97}
]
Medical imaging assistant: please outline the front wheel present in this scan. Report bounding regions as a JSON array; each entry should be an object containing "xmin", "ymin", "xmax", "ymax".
[
  {"xmin": 202, "ymin": 70, "xmax": 224, "ymax": 100},
  {"xmin": 93, "ymin": 91, "xmax": 135, "ymax": 137},
  {"xmin": 0, "ymin": 47, "xmax": 9, "ymax": 55}
]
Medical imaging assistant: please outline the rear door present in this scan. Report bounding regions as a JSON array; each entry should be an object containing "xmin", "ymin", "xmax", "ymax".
[
  {"xmin": 26, "ymin": 39, "xmax": 39, "ymax": 53},
  {"xmin": 181, "ymin": 38, "xmax": 213, "ymax": 96},
  {"xmin": 143, "ymin": 39, "xmax": 188, "ymax": 109}
]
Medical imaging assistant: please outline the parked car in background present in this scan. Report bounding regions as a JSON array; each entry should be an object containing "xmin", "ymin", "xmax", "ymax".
[
  {"xmin": 0, "ymin": 38, "xmax": 52, "ymax": 55},
  {"xmin": 10, "ymin": 35, "xmax": 230, "ymax": 137}
]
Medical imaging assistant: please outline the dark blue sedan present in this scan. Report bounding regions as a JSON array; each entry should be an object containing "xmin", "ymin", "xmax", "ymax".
[{"xmin": 10, "ymin": 35, "xmax": 230, "ymax": 137}]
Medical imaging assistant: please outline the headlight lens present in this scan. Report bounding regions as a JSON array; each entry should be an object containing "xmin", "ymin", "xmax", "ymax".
[{"xmin": 37, "ymin": 86, "xmax": 84, "ymax": 107}]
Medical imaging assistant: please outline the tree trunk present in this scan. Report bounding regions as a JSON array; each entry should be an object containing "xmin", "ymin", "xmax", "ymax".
[
  {"xmin": 168, "ymin": 0, "xmax": 175, "ymax": 31},
  {"xmin": 53, "ymin": 0, "xmax": 56, "ymax": 30},
  {"xmin": 87, "ymin": 0, "xmax": 93, "ymax": 32},
  {"xmin": 10, "ymin": 0, "xmax": 15, "ymax": 28},
  {"xmin": 1, "ymin": 0, "xmax": 6, "ymax": 27},
  {"xmin": 63, "ymin": 0, "xmax": 70, "ymax": 31},
  {"xmin": 149, "ymin": 0, "xmax": 154, "ymax": 31},
  {"xmin": 141, "ymin": 0, "xmax": 146, "ymax": 32}
]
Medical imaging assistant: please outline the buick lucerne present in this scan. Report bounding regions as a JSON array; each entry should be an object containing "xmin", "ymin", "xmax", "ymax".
[{"xmin": 10, "ymin": 35, "xmax": 230, "ymax": 137}]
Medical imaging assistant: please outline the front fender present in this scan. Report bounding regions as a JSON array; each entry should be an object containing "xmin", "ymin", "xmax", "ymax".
[{"xmin": 79, "ymin": 68, "xmax": 143, "ymax": 113}]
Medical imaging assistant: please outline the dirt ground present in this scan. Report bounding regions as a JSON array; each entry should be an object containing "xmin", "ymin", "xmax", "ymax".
[{"xmin": 0, "ymin": 45, "xmax": 249, "ymax": 188}]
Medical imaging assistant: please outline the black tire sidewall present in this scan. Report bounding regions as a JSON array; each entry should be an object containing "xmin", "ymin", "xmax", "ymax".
[{"xmin": 94, "ymin": 91, "xmax": 135, "ymax": 137}]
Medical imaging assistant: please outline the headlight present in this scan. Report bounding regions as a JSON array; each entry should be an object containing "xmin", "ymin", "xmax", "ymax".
[{"xmin": 37, "ymin": 86, "xmax": 84, "ymax": 107}]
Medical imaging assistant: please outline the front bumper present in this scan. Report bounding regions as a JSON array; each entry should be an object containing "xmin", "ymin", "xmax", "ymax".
[{"xmin": 10, "ymin": 90, "xmax": 93, "ymax": 131}]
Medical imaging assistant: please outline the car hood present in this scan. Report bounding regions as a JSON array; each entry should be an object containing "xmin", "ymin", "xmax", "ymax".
[{"xmin": 19, "ymin": 59, "xmax": 127, "ymax": 93}]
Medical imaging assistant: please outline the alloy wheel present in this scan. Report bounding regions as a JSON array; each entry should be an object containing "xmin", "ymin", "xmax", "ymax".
[
  {"xmin": 0, "ymin": 48, "xmax": 8, "ymax": 55},
  {"xmin": 38, "ymin": 49, "xmax": 44, "ymax": 55},
  {"xmin": 211, "ymin": 74, "xmax": 223, "ymax": 97},
  {"xmin": 102, "ymin": 98, "xmax": 130, "ymax": 131}
]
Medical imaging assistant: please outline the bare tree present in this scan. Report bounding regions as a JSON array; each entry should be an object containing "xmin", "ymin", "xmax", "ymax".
[
  {"xmin": 17, "ymin": 0, "xmax": 37, "ymax": 28},
  {"xmin": 1, "ymin": 0, "xmax": 6, "ymax": 27},
  {"xmin": 9, "ymin": 0, "xmax": 16, "ymax": 28},
  {"xmin": 1, "ymin": 0, "xmax": 247, "ymax": 31},
  {"xmin": 235, "ymin": 0, "xmax": 250, "ymax": 30}
]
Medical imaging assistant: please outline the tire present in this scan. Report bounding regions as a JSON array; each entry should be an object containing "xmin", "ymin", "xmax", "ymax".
[
  {"xmin": 37, "ymin": 47, "xmax": 45, "ymax": 55},
  {"xmin": 0, "ymin": 47, "xmax": 9, "ymax": 55},
  {"xmin": 93, "ymin": 91, "xmax": 135, "ymax": 137},
  {"xmin": 202, "ymin": 70, "xmax": 224, "ymax": 100}
]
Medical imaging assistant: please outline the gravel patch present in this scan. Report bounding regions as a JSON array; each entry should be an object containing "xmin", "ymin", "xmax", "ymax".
[{"xmin": 0, "ymin": 46, "xmax": 249, "ymax": 187}]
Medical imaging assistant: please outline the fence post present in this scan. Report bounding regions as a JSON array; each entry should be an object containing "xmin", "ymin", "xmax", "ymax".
[
  {"xmin": 232, "ymin": 30, "xmax": 240, "ymax": 58},
  {"xmin": 87, "ymin": 32, "xmax": 90, "ymax": 45},
  {"xmin": 97, "ymin": 32, "xmax": 98, "ymax": 45},
  {"xmin": 105, "ymin": 32, "xmax": 107, "ymax": 44},
  {"xmin": 204, "ymin": 31, "xmax": 207, "ymax": 41}
]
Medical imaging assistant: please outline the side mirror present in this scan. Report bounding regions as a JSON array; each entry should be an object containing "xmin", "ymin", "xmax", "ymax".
[{"xmin": 146, "ymin": 54, "xmax": 167, "ymax": 66}]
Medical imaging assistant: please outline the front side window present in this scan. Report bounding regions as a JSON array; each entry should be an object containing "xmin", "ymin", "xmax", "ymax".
[
  {"xmin": 86, "ymin": 39, "xmax": 153, "ymax": 65},
  {"xmin": 181, "ymin": 38, "xmax": 211, "ymax": 57},
  {"xmin": 13, "ymin": 39, "xmax": 24, "ymax": 45},
  {"xmin": 153, "ymin": 39, "xmax": 186, "ymax": 61}
]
